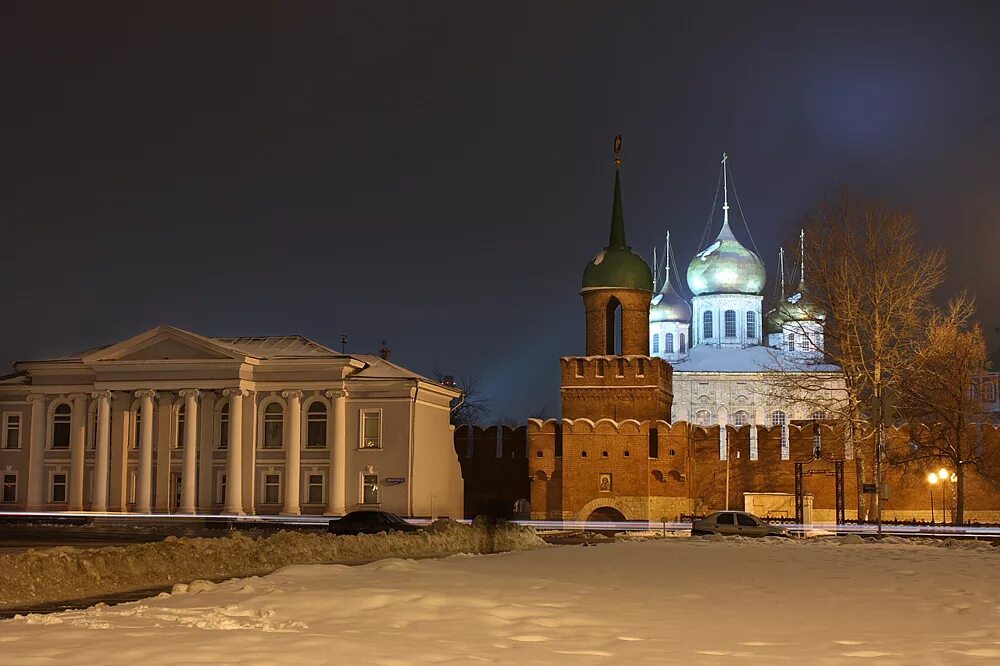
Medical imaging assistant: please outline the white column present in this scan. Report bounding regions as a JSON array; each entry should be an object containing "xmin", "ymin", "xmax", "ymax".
[
  {"xmin": 223, "ymin": 388, "xmax": 245, "ymax": 515},
  {"xmin": 281, "ymin": 390, "xmax": 303, "ymax": 515},
  {"xmin": 92, "ymin": 391, "xmax": 112, "ymax": 512},
  {"xmin": 325, "ymin": 387, "xmax": 348, "ymax": 516},
  {"xmin": 179, "ymin": 389, "xmax": 199, "ymax": 514},
  {"xmin": 68, "ymin": 393, "xmax": 88, "ymax": 511},
  {"xmin": 26, "ymin": 394, "xmax": 47, "ymax": 509},
  {"xmin": 135, "ymin": 390, "xmax": 156, "ymax": 513}
]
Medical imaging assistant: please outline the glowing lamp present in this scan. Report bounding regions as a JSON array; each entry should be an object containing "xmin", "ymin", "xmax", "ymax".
[
  {"xmin": 926, "ymin": 472, "xmax": 938, "ymax": 485},
  {"xmin": 937, "ymin": 468, "xmax": 949, "ymax": 481}
]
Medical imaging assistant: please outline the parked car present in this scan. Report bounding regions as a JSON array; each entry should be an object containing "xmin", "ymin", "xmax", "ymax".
[
  {"xmin": 691, "ymin": 511, "xmax": 789, "ymax": 537},
  {"xmin": 327, "ymin": 510, "xmax": 422, "ymax": 535}
]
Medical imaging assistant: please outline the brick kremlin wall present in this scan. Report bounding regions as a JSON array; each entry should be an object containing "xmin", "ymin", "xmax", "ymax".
[{"xmin": 453, "ymin": 425, "xmax": 531, "ymax": 519}]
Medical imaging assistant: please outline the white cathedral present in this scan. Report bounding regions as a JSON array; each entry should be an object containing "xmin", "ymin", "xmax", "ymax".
[{"xmin": 649, "ymin": 155, "xmax": 842, "ymax": 458}]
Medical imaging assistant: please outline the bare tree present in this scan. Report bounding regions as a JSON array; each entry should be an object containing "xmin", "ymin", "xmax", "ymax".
[
  {"xmin": 890, "ymin": 295, "xmax": 996, "ymax": 524},
  {"xmin": 764, "ymin": 190, "xmax": 946, "ymax": 520},
  {"xmin": 432, "ymin": 369, "xmax": 492, "ymax": 426}
]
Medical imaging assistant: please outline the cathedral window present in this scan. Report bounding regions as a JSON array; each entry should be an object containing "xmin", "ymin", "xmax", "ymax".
[
  {"xmin": 679, "ymin": 334, "xmax": 686, "ymax": 354},
  {"xmin": 724, "ymin": 310, "xmax": 737, "ymax": 338},
  {"xmin": 746, "ymin": 312, "xmax": 756, "ymax": 339},
  {"xmin": 703, "ymin": 311, "xmax": 713, "ymax": 339},
  {"xmin": 695, "ymin": 410, "xmax": 712, "ymax": 426},
  {"xmin": 652, "ymin": 334, "xmax": 659, "ymax": 354},
  {"xmin": 733, "ymin": 411, "xmax": 749, "ymax": 427},
  {"xmin": 665, "ymin": 333, "xmax": 674, "ymax": 354},
  {"xmin": 771, "ymin": 410, "xmax": 787, "ymax": 427}
]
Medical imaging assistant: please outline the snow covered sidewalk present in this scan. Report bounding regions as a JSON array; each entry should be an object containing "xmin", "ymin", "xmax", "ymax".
[{"xmin": 2, "ymin": 536, "xmax": 999, "ymax": 664}]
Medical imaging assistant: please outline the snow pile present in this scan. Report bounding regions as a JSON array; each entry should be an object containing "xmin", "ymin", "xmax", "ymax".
[
  {"xmin": 0, "ymin": 518, "xmax": 544, "ymax": 610},
  {"xmin": 1, "ymin": 537, "xmax": 998, "ymax": 664}
]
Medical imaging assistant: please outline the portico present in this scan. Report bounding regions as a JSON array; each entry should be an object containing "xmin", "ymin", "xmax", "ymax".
[{"xmin": 0, "ymin": 325, "xmax": 464, "ymax": 519}]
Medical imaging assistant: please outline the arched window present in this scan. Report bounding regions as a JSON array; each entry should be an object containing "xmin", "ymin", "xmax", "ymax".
[
  {"xmin": 665, "ymin": 333, "xmax": 674, "ymax": 354},
  {"xmin": 703, "ymin": 311, "xmax": 713, "ymax": 339},
  {"xmin": 733, "ymin": 410, "xmax": 749, "ymax": 427},
  {"xmin": 652, "ymin": 334, "xmax": 660, "ymax": 354},
  {"xmin": 695, "ymin": 410, "xmax": 712, "ymax": 426},
  {"xmin": 306, "ymin": 402, "xmax": 327, "ymax": 448},
  {"xmin": 724, "ymin": 310, "xmax": 737, "ymax": 338},
  {"xmin": 771, "ymin": 410, "xmax": 787, "ymax": 427},
  {"xmin": 679, "ymin": 333, "xmax": 686, "ymax": 354},
  {"xmin": 218, "ymin": 403, "xmax": 229, "ymax": 450},
  {"xmin": 52, "ymin": 404, "xmax": 71, "ymax": 449},
  {"xmin": 605, "ymin": 296, "xmax": 622, "ymax": 355},
  {"xmin": 746, "ymin": 311, "xmax": 756, "ymax": 339},
  {"xmin": 263, "ymin": 403, "xmax": 283, "ymax": 449}
]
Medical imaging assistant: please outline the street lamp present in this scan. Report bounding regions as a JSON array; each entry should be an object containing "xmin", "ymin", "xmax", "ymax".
[
  {"xmin": 926, "ymin": 472, "xmax": 938, "ymax": 524},
  {"xmin": 937, "ymin": 468, "xmax": 950, "ymax": 525}
]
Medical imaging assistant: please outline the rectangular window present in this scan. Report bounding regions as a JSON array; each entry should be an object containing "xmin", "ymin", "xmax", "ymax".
[
  {"xmin": 306, "ymin": 404, "xmax": 327, "ymax": 448},
  {"xmin": 2, "ymin": 473, "xmax": 16, "ymax": 502},
  {"xmin": 648, "ymin": 428, "xmax": 659, "ymax": 459},
  {"xmin": 219, "ymin": 407, "xmax": 229, "ymax": 450},
  {"xmin": 362, "ymin": 473, "xmax": 379, "ymax": 505},
  {"xmin": 786, "ymin": 333, "xmax": 795, "ymax": 352},
  {"xmin": 703, "ymin": 311, "xmax": 713, "ymax": 339},
  {"xmin": 51, "ymin": 473, "xmax": 68, "ymax": 503},
  {"xmin": 3, "ymin": 413, "xmax": 20, "ymax": 449},
  {"xmin": 361, "ymin": 411, "xmax": 381, "ymax": 449},
  {"xmin": 130, "ymin": 410, "xmax": 141, "ymax": 449},
  {"xmin": 52, "ymin": 406, "xmax": 71, "ymax": 449},
  {"xmin": 307, "ymin": 473, "xmax": 324, "ymax": 504},
  {"xmin": 128, "ymin": 470, "xmax": 136, "ymax": 504},
  {"xmin": 263, "ymin": 473, "xmax": 280, "ymax": 504},
  {"xmin": 746, "ymin": 312, "xmax": 756, "ymax": 339},
  {"xmin": 652, "ymin": 334, "xmax": 659, "ymax": 354},
  {"xmin": 176, "ymin": 408, "xmax": 185, "ymax": 449},
  {"xmin": 724, "ymin": 310, "xmax": 737, "ymax": 338},
  {"xmin": 217, "ymin": 473, "xmax": 227, "ymax": 504},
  {"xmin": 263, "ymin": 405, "xmax": 283, "ymax": 449}
]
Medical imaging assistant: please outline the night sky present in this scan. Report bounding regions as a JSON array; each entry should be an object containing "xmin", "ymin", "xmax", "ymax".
[{"xmin": 5, "ymin": 2, "xmax": 999, "ymax": 421}]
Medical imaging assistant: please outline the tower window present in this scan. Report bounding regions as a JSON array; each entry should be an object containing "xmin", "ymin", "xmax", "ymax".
[
  {"xmin": 746, "ymin": 311, "xmax": 756, "ymax": 339},
  {"xmin": 652, "ymin": 334, "xmax": 659, "ymax": 354},
  {"xmin": 724, "ymin": 310, "xmax": 737, "ymax": 338},
  {"xmin": 665, "ymin": 333, "xmax": 674, "ymax": 354},
  {"xmin": 703, "ymin": 311, "xmax": 713, "ymax": 339},
  {"xmin": 679, "ymin": 333, "xmax": 686, "ymax": 354}
]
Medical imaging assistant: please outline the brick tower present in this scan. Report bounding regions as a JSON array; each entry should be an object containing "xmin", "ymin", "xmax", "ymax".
[{"xmin": 565, "ymin": 136, "xmax": 673, "ymax": 421}]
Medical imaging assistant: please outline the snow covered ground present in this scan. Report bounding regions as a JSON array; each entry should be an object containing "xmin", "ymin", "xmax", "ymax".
[{"xmin": 2, "ymin": 536, "xmax": 998, "ymax": 664}]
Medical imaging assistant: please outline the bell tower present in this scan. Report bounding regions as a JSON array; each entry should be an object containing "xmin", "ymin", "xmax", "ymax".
[{"xmin": 563, "ymin": 136, "xmax": 673, "ymax": 421}]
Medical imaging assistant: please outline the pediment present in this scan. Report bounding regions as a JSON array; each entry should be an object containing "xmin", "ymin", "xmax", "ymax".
[{"xmin": 84, "ymin": 326, "xmax": 245, "ymax": 364}]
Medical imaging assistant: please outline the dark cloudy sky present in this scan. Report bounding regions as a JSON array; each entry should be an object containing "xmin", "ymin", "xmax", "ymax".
[{"xmin": 5, "ymin": 1, "xmax": 999, "ymax": 420}]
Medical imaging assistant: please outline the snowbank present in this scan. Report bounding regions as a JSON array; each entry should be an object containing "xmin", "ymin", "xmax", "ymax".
[
  {"xmin": 0, "ymin": 518, "xmax": 545, "ymax": 610},
  {"xmin": 2, "ymin": 537, "xmax": 998, "ymax": 664}
]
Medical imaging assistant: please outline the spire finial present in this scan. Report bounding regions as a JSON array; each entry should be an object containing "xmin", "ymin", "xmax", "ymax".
[
  {"xmin": 799, "ymin": 228, "xmax": 806, "ymax": 288},
  {"xmin": 665, "ymin": 230, "xmax": 671, "ymax": 283},
  {"xmin": 722, "ymin": 152, "xmax": 729, "ymax": 225},
  {"xmin": 778, "ymin": 246, "xmax": 787, "ymax": 300},
  {"xmin": 607, "ymin": 135, "xmax": 626, "ymax": 249},
  {"xmin": 652, "ymin": 245, "xmax": 658, "ymax": 291}
]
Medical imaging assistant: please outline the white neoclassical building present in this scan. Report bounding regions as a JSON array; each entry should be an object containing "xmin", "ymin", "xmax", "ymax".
[{"xmin": 0, "ymin": 325, "xmax": 463, "ymax": 518}]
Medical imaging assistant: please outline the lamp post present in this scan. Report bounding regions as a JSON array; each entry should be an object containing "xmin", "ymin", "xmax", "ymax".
[
  {"xmin": 937, "ymin": 468, "xmax": 950, "ymax": 525},
  {"xmin": 926, "ymin": 472, "xmax": 937, "ymax": 525}
]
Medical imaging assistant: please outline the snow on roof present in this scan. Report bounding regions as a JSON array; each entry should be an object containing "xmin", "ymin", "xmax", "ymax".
[
  {"xmin": 672, "ymin": 344, "xmax": 840, "ymax": 374},
  {"xmin": 213, "ymin": 336, "xmax": 341, "ymax": 359}
]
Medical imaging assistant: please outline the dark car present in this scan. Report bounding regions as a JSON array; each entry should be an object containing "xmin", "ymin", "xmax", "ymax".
[
  {"xmin": 691, "ymin": 511, "xmax": 789, "ymax": 537},
  {"xmin": 327, "ymin": 510, "xmax": 422, "ymax": 535}
]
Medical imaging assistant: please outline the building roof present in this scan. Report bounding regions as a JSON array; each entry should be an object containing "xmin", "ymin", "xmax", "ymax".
[
  {"xmin": 581, "ymin": 164, "xmax": 653, "ymax": 292},
  {"xmin": 672, "ymin": 344, "xmax": 840, "ymax": 374},
  {"xmin": 214, "ymin": 336, "xmax": 342, "ymax": 359}
]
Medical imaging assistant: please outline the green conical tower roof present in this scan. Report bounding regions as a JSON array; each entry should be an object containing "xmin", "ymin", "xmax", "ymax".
[{"xmin": 581, "ymin": 136, "xmax": 653, "ymax": 292}]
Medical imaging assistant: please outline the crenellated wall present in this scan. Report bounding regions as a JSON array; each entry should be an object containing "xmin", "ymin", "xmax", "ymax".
[{"xmin": 559, "ymin": 355, "xmax": 672, "ymax": 421}]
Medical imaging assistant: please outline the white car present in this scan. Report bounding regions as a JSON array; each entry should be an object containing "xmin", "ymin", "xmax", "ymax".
[{"xmin": 691, "ymin": 511, "xmax": 789, "ymax": 537}]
